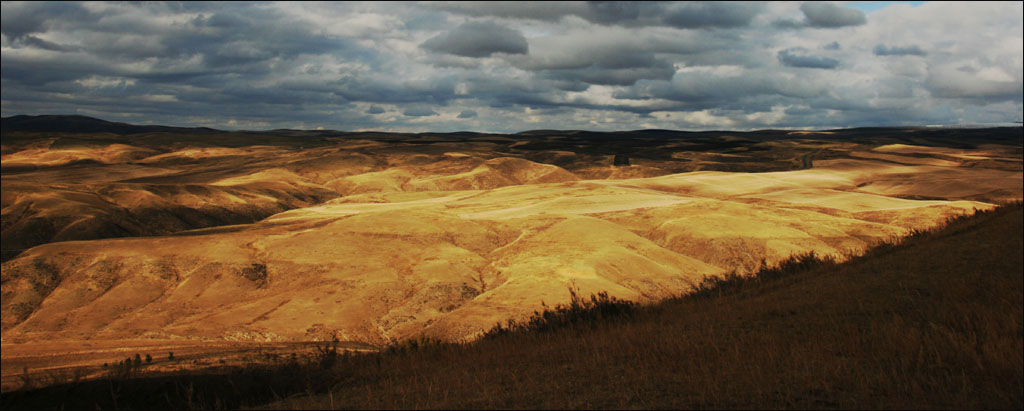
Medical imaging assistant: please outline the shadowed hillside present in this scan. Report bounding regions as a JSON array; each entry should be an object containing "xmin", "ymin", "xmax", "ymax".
[{"xmin": 2, "ymin": 202, "xmax": 1020, "ymax": 410}]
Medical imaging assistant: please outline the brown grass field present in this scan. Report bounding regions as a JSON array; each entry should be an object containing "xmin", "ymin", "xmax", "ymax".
[
  {"xmin": 1, "ymin": 202, "xmax": 1020, "ymax": 410},
  {"xmin": 1, "ymin": 117, "xmax": 1021, "ymax": 409},
  {"xmin": 272, "ymin": 202, "xmax": 1024, "ymax": 410}
]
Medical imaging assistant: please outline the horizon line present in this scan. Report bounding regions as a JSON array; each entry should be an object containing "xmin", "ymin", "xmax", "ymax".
[{"xmin": 3, "ymin": 113, "xmax": 1021, "ymax": 135}]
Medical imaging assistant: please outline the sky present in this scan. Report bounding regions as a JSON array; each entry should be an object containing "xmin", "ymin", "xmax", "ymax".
[{"xmin": 1, "ymin": 1, "xmax": 1021, "ymax": 133}]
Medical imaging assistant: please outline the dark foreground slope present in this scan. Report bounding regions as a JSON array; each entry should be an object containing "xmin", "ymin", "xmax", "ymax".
[
  {"xmin": 3, "ymin": 203, "xmax": 1020, "ymax": 410},
  {"xmin": 281, "ymin": 202, "xmax": 1023, "ymax": 410}
]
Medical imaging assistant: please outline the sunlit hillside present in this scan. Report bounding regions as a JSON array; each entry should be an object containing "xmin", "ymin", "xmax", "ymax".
[
  {"xmin": 3, "ymin": 202, "xmax": 1019, "ymax": 410},
  {"xmin": 4, "ymin": 119, "xmax": 1020, "ymax": 353}
]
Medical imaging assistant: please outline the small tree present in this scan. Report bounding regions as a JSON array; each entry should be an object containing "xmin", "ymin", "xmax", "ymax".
[
  {"xmin": 168, "ymin": 351, "xmax": 175, "ymax": 361},
  {"xmin": 315, "ymin": 337, "xmax": 340, "ymax": 368},
  {"xmin": 145, "ymin": 354, "xmax": 152, "ymax": 363}
]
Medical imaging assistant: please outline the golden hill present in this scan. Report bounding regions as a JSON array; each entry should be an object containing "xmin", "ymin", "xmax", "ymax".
[
  {"xmin": 1, "ymin": 122, "xmax": 1021, "ymax": 381},
  {"xmin": 1, "ymin": 157, "xmax": 1003, "ymax": 344},
  {"xmin": 3, "ymin": 202, "xmax": 1020, "ymax": 410}
]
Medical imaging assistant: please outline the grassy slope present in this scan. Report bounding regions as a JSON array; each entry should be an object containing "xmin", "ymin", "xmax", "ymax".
[
  {"xmin": 2, "ymin": 204, "xmax": 1021, "ymax": 410},
  {"xmin": 281, "ymin": 203, "xmax": 1022, "ymax": 409}
]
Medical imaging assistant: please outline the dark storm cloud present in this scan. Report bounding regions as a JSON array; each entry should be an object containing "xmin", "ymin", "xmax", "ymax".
[
  {"xmin": 1, "ymin": 48, "xmax": 132, "ymax": 87},
  {"xmin": 542, "ymin": 62, "xmax": 676, "ymax": 86},
  {"xmin": 177, "ymin": 11, "xmax": 372, "ymax": 67},
  {"xmin": 1, "ymin": 2, "xmax": 1020, "ymax": 132},
  {"xmin": 0, "ymin": 1, "xmax": 426, "ymax": 130},
  {"xmin": 218, "ymin": 85, "xmax": 350, "ymax": 106},
  {"xmin": 420, "ymin": 21, "xmax": 528, "ymax": 58},
  {"xmin": 626, "ymin": 71, "xmax": 823, "ymax": 103},
  {"xmin": 0, "ymin": 1, "xmax": 98, "ymax": 40},
  {"xmin": 436, "ymin": 1, "xmax": 764, "ymax": 29},
  {"xmin": 874, "ymin": 44, "xmax": 927, "ymax": 56},
  {"xmin": 2, "ymin": 3, "xmax": 376, "ymax": 87},
  {"xmin": 778, "ymin": 48, "xmax": 840, "ymax": 69},
  {"xmin": 552, "ymin": 79, "xmax": 590, "ymax": 92},
  {"xmin": 328, "ymin": 75, "xmax": 458, "ymax": 105},
  {"xmin": 522, "ymin": 42, "xmax": 681, "ymax": 86},
  {"xmin": 452, "ymin": 74, "xmax": 567, "ymax": 109},
  {"xmin": 516, "ymin": 40, "xmax": 703, "ymax": 71},
  {"xmin": 660, "ymin": 2, "xmax": 764, "ymax": 29},
  {"xmin": 403, "ymin": 106, "xmax": 439, "ymax": 117},
  {"xmin": 18, "ymin": 35, "xmax": 81, "ymax": 52},
  {"xmin": 508, "ymin": 28, "xmax": 716, "ymax": 88},
  {"xmin": 430, "ymin": 1, "xmax": 587, "ymax": 22},
  {"xmin": 800, "ymin": 2, "xmax": 867, "ymax": 28},
  {"xmin": 583, "ymin": 1, "xmax": 645, "ymax": 25}
]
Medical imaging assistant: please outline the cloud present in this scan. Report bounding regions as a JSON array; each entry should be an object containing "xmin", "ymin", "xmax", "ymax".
[
  {"xmin": 0, "ymin": 2, "xmax": 98, "ymax": 40},
  {"xmin": 403, "ymin": 106, "xmax": 439, "ymax": 117},
  {"xmin": 429, "ymin": 1, "xmax": 587, "ymax": 22},
  {"xmin": 543, "ymin": 63, "xmax": 676, "ymax": 86},
  {"xmin": 0, "ymin": 2, "xmax": 1020, "ymax": 132},
  {"xmin": 457, "ymin": 109, "xmax": 477, "ymax": 118},
  {"xmin": 579, "ymin": 1, "xmax": 645, "ymax": 25},
  {"xmin": 420, "ymin": 21, "xmax": 528, "ymax": 58},
  {"xmin": 925, "ymin": 64, "xmax": 1022, "ymax": 99},
  {"xmin": 507, "ymin": 26, "xmax": 711, "ymax": 88},
  {"xmin": 800, "ymin": 2, "xmax": 867, "ymax": 28},
  {"xmin": 660, "ymin": 2, "xmax": 764, "ymax": 29},
  {"xmin": 777, "ymin": 48, "xmax": 840, "ymax": 69},
  {"xmin": 614, "ymin": 68, "xmax": 829, "ymax": 116},
  {"xmin": 873, "ymin": 44, "xmax": 927, "ymax": 56},
  {"xmin": 434, "ymin": 2, "xmax": 764, "ymax": 29}
]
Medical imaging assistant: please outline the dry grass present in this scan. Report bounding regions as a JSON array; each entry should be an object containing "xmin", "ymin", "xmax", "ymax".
[
  {"xmin": 279, "ymin": 202, "xmax": 1022, "ymax": 410},
  {"xmin": 3, "ymin": 203, "xmax": 1021, "ymax": 410}
]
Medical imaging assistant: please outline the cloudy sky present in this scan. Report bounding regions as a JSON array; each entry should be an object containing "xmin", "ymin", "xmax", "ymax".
[{"xmin": 1, "ymin": 1, "xmax": 1021, "ymax": 132}]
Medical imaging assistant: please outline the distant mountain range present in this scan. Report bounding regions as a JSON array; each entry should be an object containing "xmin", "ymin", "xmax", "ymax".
[
  {"xmin": 0, "ymin": 115, "xmax": 220, "ymax": 135},
  {"xmin": 2, "ymin": 114, "xmax": 1020, "ymax": 138}
]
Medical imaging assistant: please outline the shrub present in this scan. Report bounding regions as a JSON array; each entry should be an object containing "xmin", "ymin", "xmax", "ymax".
[
  {"xmin": 483, "ymin": 286, "xmax": 636, "ymax": 338},
  {"xmin": 385, "ymin": 336, "xmax": 447, "ymax": 354},
  {"xmin": 688, "ymin": 251, "xmax": 838, "ymax": 300},
  {"xmin": 315, "ymin": 337, "xmax": 340, "ymax": 368},
  {"xmin": 18, "ymin": 367, "xmax": 34, "ymax": 391},
  {"xmin": 107, "ymin": 358, "xmax": 135, "ymax": 380}
]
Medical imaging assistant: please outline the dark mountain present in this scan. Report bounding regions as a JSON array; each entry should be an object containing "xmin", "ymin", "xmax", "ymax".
[
  {"xmin": 3, "ymin": 114, "xmax": 1020, "ymax": 148},
  {"xmin": 1, "ymin": 115, "xmax": 220, "ymax": 135}
]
